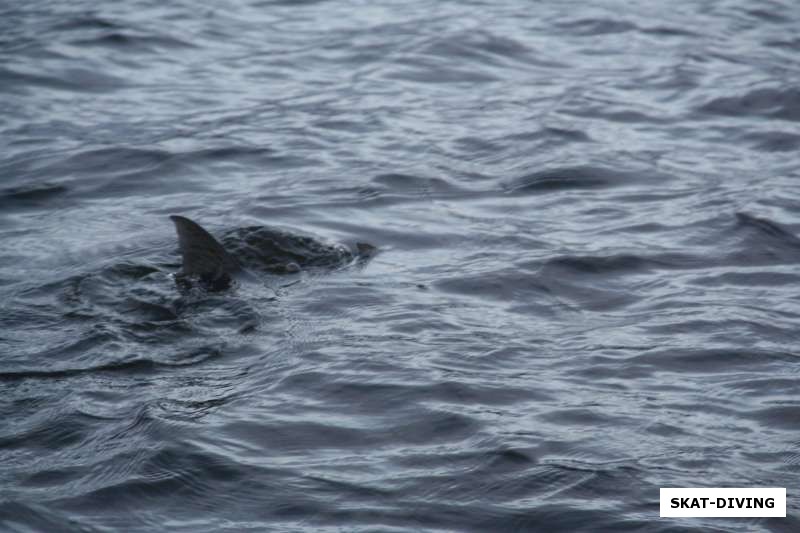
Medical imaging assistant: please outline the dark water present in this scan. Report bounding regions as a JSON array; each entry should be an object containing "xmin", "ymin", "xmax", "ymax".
[{"xmin": 2, "ymin": 0, "xmax": 799, "ymax": 531}]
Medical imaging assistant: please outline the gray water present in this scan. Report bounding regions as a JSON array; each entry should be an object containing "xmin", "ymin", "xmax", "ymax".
[{"xmin": 1, "ymin": 0, "xmax": 800, "ymax": 531}]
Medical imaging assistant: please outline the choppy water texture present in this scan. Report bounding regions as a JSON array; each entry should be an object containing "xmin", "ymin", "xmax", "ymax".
[{"xmin": 2, "ymin": 0, "xmax": 800, "ymax": 531}]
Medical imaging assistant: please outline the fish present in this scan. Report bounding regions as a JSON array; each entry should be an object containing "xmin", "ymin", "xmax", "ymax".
[{"xmin": 170, "ymin": 215, "xmax": 374, "ymax": 291}]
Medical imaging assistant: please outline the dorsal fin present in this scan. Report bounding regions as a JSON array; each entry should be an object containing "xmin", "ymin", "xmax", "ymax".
[{"xmin": 170, "ymin": 215, "xmax": 240, "ymax": 279}]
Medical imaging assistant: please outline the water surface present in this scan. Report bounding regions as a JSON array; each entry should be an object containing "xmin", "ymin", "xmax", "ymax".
[{"xmin": 2, "ymin": 0, "xmax": 800, "ymax": 531}]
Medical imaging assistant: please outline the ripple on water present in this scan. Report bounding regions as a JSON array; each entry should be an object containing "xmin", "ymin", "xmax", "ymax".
[
  {"xmin": 2, "ymin": 0, "xmax": 800, "ymax": 531},
  {"xmin": 698, "ymin": 87, "xmax": 800, "ymax": 122}
]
